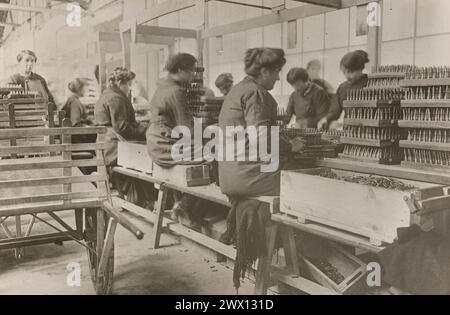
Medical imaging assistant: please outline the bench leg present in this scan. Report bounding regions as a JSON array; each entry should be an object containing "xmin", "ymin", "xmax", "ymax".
[
  {"xmin": 281, "ymin": 226, "xmax": 299, "ymax": 275},
  {"xmin": 152, "ymin": 186, "xmax": 169, "ymax": 249},
  {"xmin": 14, "ymin": 216, "xmax": 24, "ymax": 259},
  {"xmin": 254, "ymin": 223, "xmax": 278, "ymax": 295}
]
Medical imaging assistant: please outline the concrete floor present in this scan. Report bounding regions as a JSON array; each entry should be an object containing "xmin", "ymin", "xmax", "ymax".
[{"xmin": 0, "ymin": 212, "xmax": 254, "ymax": 295}]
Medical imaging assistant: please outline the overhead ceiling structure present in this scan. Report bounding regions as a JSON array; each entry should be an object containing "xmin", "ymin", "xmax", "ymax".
[
  {"xmin": 290, "ymin": 0, "xmax": 342, "ymax": 8},
  {"xmin": 0, "ymin": 0, "xmax": 94, "ymax": 44},
  {"xmin": 0, "ymin": 0, "xmax": 11, "ymax": 41},
  {"xmin": 51, "ymin": 0, "xmax": 92, "ymax": 10}
]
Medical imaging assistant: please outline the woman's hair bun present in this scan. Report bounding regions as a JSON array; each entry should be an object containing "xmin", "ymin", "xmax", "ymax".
[
  {"xmin": 340, "ymin": 50, "xmax": 370, "ymax": 72},
  {"xmin": 244, "ymin": 48, "xmax": 286, "ymax": 77},
  {"xmin": 165, "ymin": 53, "xmax": 197, "ymax": 74},
  {"xmin": 108, "ymin": 67, "xmax": 135, "ymax": 87},
  {"xmin": 68, "ymin": 78, "xmax": 87, "ymax": 94}
]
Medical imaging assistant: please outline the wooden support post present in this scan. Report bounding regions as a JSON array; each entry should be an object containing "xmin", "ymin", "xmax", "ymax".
[
  {"xmin": 254, "ymin": 223, "xmax": 279, "ymax": 295},
  {"xmin": 97, "ymin": 33, "xmax": 108, "ymax": 94},
  {"xmin": 121, "ymin": 30, "xmax": 132, "ymax": 70},
  {"xmin": 62, "ymin": 119, "xmax": 73, "ymax": 203},
  {"xmin": 47, "ymin": 102, "xmax": 56, "ymax": 148},
  {"xmin": 152, "ymin": 185, "xmax": 169, "ymax": 249},
  {"xmin": 280, "ymin": 226, "xmax": 299, "ymax": 275},
  {"xmin": 367, "ymin": 1, "xmax": 382, "ymax": 71},
  {"xmin": 8, "ymin": 104, "xmax": 17, "ymax": 159},
  {"xmin": 196, "ymin": 29, "xmax": 204, "ymax": 68}
]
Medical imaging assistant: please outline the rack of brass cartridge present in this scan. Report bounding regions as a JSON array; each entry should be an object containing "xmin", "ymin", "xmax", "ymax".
[
  {"xmin": 399, "ymin": 66, "xmax": 450, "ymax": 170},
  {"xmin": 185, "ymin": 67, "xmax": 223, "ymax": 126},
  {"xmin": 277, "ymin": 107, "xmax": 290, "ymax": 128},
  {"xmin": 0, "ymin": 84, "xmax": 46, "ymax": 111},
  {"xmin": 340, "ymin": 66, "xmax": 406, "ymax": 165},
  {"xmin": 0, "ymin": 84, "xmax": 23, "ymax": 98},
  {"xmin": 280, "ymin": 128, "xmax": 338, "ymax": 160}
]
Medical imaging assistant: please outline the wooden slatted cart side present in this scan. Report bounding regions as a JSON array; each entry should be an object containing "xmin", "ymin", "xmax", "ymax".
[
  {"xmin": 0, "ymin": 122, "xmax": 144, "ymax": 295},
  {"xmin": 0, "ymin": 100, "xmax": 65, "ymax": 150},
  {"xmin": 0, "ymin": 99, "xmax": 65, "ymax": 257}
]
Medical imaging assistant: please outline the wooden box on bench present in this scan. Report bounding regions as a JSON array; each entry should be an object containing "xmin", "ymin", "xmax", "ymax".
[
  {"xmin": 152, "ymin": 163, "xmax": 212, "ymax": 187},
  {"xmin": 280, "ymin": 168, "xmax": 447, "ymax": 245},
  {"xmin": 118, "ymin": 141, "xmax": 153, "ymax": 174}
]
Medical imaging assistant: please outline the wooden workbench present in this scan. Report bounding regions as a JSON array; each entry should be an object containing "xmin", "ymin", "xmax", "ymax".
[{"xmin": 113, "ymin": 166, "xmax": 386, "ymax": 295}]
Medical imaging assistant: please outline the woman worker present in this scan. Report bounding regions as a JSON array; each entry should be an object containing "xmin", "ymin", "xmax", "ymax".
[
  {"xmin": 215, "ymin": 73, "xmax": 234, "ymax": 96},
  {"xmin": 63, "ymin": 78, "xmax": 92, "ymax": 127},
  {"xmin": 62, "ymin": 78, "xmax": 96, "ymax": 144},
  {"xmin": 95, "ymin": 67, "xmax": 155, "ymax": 207},
  {"xmin": 9, "ymin": 50, "xmax": 57, "ymax": 111},
  {"xmin": 146, "ymin": 53, "xmax": 207, "ymax": 226},
  {"xmin": 317, "ymin": 50, "xmax": 369, "ymax": 130},
  {"xmin": 285, "ymin": 67, "xmax": 330, "ymax": 129},
  {"xmin": 218, "ymin": 48, "xmax": 296, "ymax": 289}
]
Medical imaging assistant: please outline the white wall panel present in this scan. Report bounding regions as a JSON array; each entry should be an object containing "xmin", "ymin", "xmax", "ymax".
[
  {"xmin": 246, "ymin": 28, "xmax": 264, "ymax": 49},
  {"xmin": 381, "ymin": 39, "xmax": 414, "ymax": 65},
  {"xmin": 324, "ymin": 47, "xmax": 349, "ymax": 92},
  {"xmin": 415, "ymin": 34, "xmax": 450, "ymax": 66},
  {"xmin": 382, "ymin": 0, "xmax": 415, "ymax": 41},
  {"xmin": 263, "ymin": 23, "xmax": 282, "ymax": 48},
  {"xmin": 281, "ymin": 53, "xmax": 302, "ymax": 96},
  {"xmin": 303, "ymin": 14, "xmax": 325, "ymax": 52},
  {"xmin": 325, "ymin": 9, "xmax": 350, "ymax": 49},
  {"xmin": 417, "ymin": 0, "xmax": 450, "ymax": 36},
  {"xmin": 231, "ymin": 32, "xmax": 247, "ymax": 62}
]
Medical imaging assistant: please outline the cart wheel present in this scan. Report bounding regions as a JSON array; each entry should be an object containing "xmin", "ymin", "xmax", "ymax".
[{"xmin": 85, "ymin": 209, "xmax": 114, "ymax": 295}]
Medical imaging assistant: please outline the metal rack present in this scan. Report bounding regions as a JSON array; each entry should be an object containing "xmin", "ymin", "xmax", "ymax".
[
  {"xmin": 399, "ymin": 66, "xmax": 450, "ymax": 170},
  {"xmin": 340, "ymin": 66, "xmax": 406, "ymax": 165}
]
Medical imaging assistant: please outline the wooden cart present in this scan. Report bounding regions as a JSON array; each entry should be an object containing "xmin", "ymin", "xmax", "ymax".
[
  {"xmin": 0, "ymin": 99, "xmax": 64, "ymax": 258},
  {"xmin": 0, "ymin": 124, "xmax": 144, "ymax": 295}
]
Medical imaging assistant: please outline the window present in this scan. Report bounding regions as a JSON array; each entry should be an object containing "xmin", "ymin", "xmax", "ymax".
[{"xmin": 287, "ymin": 20, "xmax": 297, "ymax": 49}]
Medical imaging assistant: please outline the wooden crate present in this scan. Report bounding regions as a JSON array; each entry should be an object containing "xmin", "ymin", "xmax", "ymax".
[
  {"xmin": 280, "ymin": 168, "xmax": 442, "ymax": 245},
  {"xmin": 117, "ymin": 141, "xmax": 153, "ymax": 174},
  {"xmin": 152, "ymin": 163, "xmax": 211, "ymax": 187},
  {"xmin": 301, "ymin": 239, "xmax": 367, "ymax": 295}
]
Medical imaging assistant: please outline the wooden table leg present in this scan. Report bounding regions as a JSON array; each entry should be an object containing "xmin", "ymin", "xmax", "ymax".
[
  {"xmin": 14, "ymin": 215, "xmax": 24, "ymax": 259},
  {"xmin": 152, "ymin": 185, "xmax": 169, "ymax": 249},
  {"xmin": 281, "ymin": 226, "xmax": 299, "ymax": 275},
  {"xmin": 254, "ymin": 223, "xmax": 279, "ymax": 295}
]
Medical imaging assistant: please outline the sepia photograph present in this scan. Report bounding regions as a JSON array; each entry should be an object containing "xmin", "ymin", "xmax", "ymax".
[{"xmin": 0, "ymin": 0, "xmax": 449, "ymax": 302}]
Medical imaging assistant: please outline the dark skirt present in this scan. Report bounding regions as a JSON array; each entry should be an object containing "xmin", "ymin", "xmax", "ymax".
[{"xmin": 378, "ymin": 226, "xmax": 450, "ymax": 294}]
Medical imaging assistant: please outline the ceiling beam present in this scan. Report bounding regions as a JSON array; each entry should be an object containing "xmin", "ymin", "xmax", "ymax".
[
  {"xmin": 0, "ymin": 22, "xmax": 19, "ymax": 27},
  {"xmin": 134, "ymin": 25, "xmax": 198, "ymax": 39},
  {"xmin": 98, "ymin": 31, "xmax": 121, "ymax": 43},
  {"xmin": 292, "ymin": 0, "xmax": 341, "ymax": 9},
  {"xmin": 201, "ymin": 0, "xmax": 381, "ymax": 38},
  {"xmin": 120, "ymin": 0, "xmax": 196, "ymax": 32},
  {"xmin": 341, "ymin": 0, "xmax": 379, "ymax": 6},
  {"xmin": 135, "ymin": 34, "xmax": 176, "ymax": 46},
  {"xmin": 202, "ymin": 4, "xmax": 336, "ymax": 38}
]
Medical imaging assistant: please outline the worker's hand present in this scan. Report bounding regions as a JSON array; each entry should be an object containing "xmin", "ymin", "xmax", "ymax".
[
  {"xmin": 290, "ymin": 137, "xmax": 306, "ymax": 154},
  {"xmin": 317, "ymin": 117, "xmax": 329, "ymax": 131}
]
